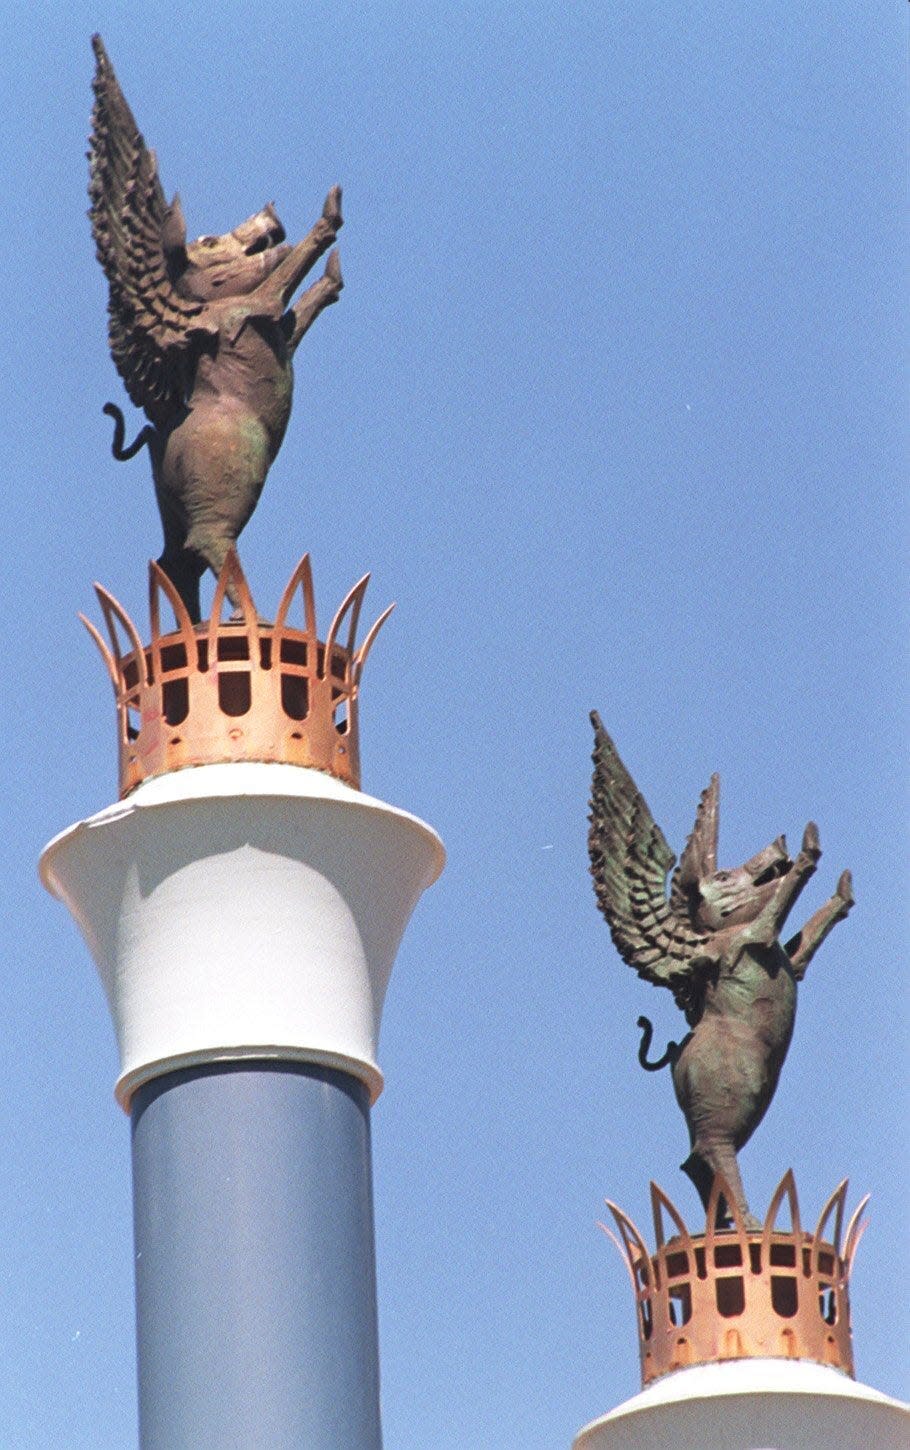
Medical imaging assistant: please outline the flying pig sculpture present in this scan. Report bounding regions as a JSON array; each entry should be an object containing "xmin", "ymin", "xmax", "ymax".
[
  {"xmin": 88, "ymin": 35, "xmax": 343, "ymax": 619},
  {"xmin": 587, "ymin": 713, "xmax": 853, "ymax": 1227}
]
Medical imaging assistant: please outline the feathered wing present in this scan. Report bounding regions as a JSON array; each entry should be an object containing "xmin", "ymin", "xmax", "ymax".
[
  {"xmin": 588, "ymin": 713, "xmax": 712, "ymax": 1017},
  {"xmin": 88, "ymin": 35, "xmax": 212, "ymax": 427},
  {"xmin": 670, "ymin": 772, "xmax": 719, "ymax": 916}
]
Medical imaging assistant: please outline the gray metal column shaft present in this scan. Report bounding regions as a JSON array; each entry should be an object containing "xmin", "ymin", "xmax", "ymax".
[{"xmin": 130, "ymin": 1062, "xmax": 382, "ymax": 1450}]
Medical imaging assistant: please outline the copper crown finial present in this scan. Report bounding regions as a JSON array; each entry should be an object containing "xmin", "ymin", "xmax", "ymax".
[
  {"xmin": 602, "ymin": 1172, "xmax": 867, "ymax": 1386},
  {"xmin": 81, "ymin": 550, "xmax": 393, "ymax": 796}
]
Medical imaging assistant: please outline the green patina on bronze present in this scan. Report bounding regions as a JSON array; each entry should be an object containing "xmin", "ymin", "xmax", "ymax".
[
  {"xmin": 88, "ymin": 35, "xmax": 342, "ymax": 621},
  {"xmin": 588, "ymin": 713, "xmax": 853, "ymax": 1227}
]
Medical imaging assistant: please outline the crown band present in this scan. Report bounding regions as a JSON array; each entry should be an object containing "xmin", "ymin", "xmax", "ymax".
[
  {"xmin": 81, "ymin": 550, "xmax": 393, "ymax": 796},
  {"xmin": 602, "ymin": 1172, "xmax": 867, "ymax": 1385}
]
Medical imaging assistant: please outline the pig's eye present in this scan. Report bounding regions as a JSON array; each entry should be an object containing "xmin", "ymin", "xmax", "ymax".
[{"xmin": 753, "ymin": 862, "xmax": 786, "ymax": 887}]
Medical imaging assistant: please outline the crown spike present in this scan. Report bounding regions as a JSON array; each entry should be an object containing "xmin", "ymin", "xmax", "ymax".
[
  {"xmin": 353, "ymin": 603, "xmax": 395, "ymax": 685},
  {"xmin": 94, "ymin": 581, "xmax": 146, "ymax": 679},
  {"xmin": 208, "ymin": 549, "xmax": 261, "ymax": 675},
  {"xmin": 149, "ymin": 560, "xmax": 195, "ymax": 642},
  {"xmin": 301, "ymin": 554, "xmax": 317, "ymax": 639},
  {"xmin": 605, "ymin": 1199, "xmax": 657, "ymax": 1293},
  {"xmin": 343, "ymin": 575, "xmax": 368, "ymax": 657},
  {"xmin": 324, "ymin": 572, "xmax": 370, "ymax": 672},
  {"xmin": 273, "ymin": 553, "xmax": 316, "ymax": 638},
  {"xmin": 649, "ymin": 1180, "xmax": 690, "ymax": 1256},
  {"xmin": 706, "ymin": 1173, "xmax": 751, "ymax": 1249},
  {"xmin": 596, "ymin": 1220, "xmax": 640, "ymax": 1297},
  {"xmin": 843, "ymin": 1194, "xmax": 871, "ymax": 1272},
  {"xmin": 79, "ymin": 612, "xmax": 118, "ymax": 688},
  {"xmin": 813, "ymin": 1178, "xmax": 848, "ymax": 1262},
  {"xmin": 763, "ymin": 1169, "xmax": 802, "ymax": 1248},
  {"xmin": 149, "ymin": 561, "xmax": 197, "ymax": 685}
]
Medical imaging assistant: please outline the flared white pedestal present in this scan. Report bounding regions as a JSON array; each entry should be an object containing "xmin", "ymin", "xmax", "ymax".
[
  {"xmin": 40, "ymin": 761, "xmax": 444, "ymax": 1107},
  {"xmin": 574, "ymin": 1358, "xmax": 910, "ymax": 1450}
]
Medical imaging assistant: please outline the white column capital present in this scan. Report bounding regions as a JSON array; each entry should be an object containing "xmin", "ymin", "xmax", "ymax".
[
  {"xmin": 41, "ymin": 763, "xmax": 444, "ymax": 1109},
  {"xmin": 574, "ymin": 1359, "xmax": 910, "ymax": 1450}
]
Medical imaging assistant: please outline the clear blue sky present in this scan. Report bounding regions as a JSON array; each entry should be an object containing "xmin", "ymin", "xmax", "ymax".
[{"xmin": 1, "ymin": 4, "xmax": 906, "ymax": 1446}]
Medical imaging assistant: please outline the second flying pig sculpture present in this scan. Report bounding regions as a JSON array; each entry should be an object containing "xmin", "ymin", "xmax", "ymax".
[{"xmin": 588, "ymin": 714, "xmax": 853, "ymax": 1227}]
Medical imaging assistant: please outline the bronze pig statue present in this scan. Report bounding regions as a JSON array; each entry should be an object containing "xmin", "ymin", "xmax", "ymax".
[
  {"xmin": 588, "ymin": 713, "xmax": 853, "ymax": 1226},
  {"xmin": 89, "ymin": 35, "xmax": 343, "ymax": 619}
]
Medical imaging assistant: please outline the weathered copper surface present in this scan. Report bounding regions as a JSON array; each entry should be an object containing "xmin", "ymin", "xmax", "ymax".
[
  {"xmin": 602, "ymin": 1173, "xmax": 867, "ymax": 1385},
  {"xmin": 81, "ymin": 551, "xmax": 392, "ymax": 796},
  {"xmin": 88, "ymin": 36, "xmax": 343, "ymax": 620},
  {"xmin": 588, "ymin": 715, "xmax": 853, "ymax": 1226}
]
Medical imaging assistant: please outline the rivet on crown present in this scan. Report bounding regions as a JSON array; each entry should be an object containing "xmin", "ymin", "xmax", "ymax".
[
  {"xmin": 81, "ymin": 550, "xmax": 393, "ymax": 797},
  {"xmin": 601, "ymin": 1171, "xmax": 867, "ymax": 1386}
]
